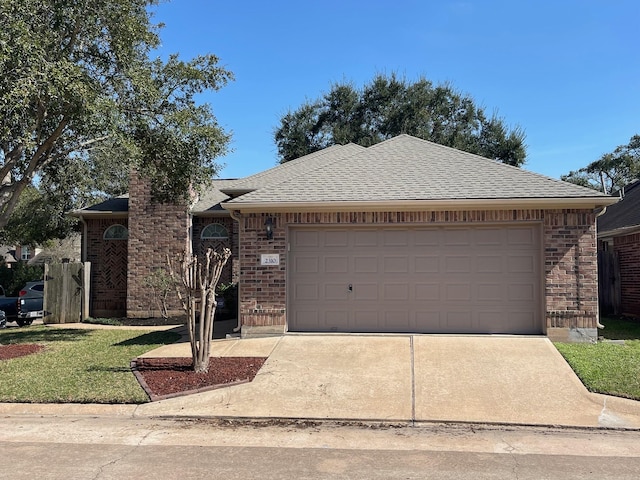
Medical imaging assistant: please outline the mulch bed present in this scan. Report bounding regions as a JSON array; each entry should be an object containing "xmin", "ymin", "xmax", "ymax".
[
  {"xmin": 0, "ymin": 343, "xmax": 45, "ymax": 360},
  {"xmin": 0, "ymin": 342, "xmax": 266, "ymax": 402},
  {"xmin": 132, "ymin": 356, "xmax": 267, "ymax": 401}
]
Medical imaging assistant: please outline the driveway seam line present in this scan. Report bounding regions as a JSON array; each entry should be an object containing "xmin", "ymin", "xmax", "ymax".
[{"xmin": 410, "ymin": 335, "xmax": 415, "ymax": 425}]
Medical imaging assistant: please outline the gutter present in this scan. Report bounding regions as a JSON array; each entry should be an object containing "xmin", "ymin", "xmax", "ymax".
[
  {"xmin": 222, "ymin": 196, "xmax": 620, "ymax": 213},
  {"xmin": 77, "ymin": 215, "xmax": 88, "ymax": 263},
  {"xmin": 598, "ymin": 224, "xmax": 640, "ymax": 240}
]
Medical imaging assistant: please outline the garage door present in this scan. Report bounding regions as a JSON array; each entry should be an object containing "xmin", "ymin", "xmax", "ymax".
[{"xmin": 288, "ymin": 225, "xmax": 542, "ymax": 334}]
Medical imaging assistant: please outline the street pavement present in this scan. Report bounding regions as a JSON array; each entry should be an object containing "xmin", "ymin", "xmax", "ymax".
[{"xmin": 2, "ymin": 416, "xmax": 640, "ymax": 479}]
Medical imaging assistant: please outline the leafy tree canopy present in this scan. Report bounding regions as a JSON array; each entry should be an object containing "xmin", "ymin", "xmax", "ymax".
[
  {"xmin": 274, "ymin": 74, "xmax": 526, "ymax": 166},
  {"xmin": 0, "ymin": 0, "xmax": 233, "ymax": 232},
  {"xmin": 0, "ymin": 260, "xmax": 44, "ymax": 296},
  {"xmin": 561, "ymin": 135, "xmax": 640, "ymax": 194}
]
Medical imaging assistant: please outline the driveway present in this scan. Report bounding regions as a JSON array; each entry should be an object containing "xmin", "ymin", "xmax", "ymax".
[{"xmin": 136, "ymin": 335, "xmax": 640, "ymax": 428}]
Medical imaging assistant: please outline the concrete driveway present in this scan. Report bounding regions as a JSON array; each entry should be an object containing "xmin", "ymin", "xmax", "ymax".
[{"xmin": 136, "ymin": 334, "xmax": 640, "ymax": 428}]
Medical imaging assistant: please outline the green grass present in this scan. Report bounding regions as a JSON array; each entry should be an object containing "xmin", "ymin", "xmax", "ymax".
[
  {"xmin": 554, "ymin": 316, "xmax": 640, "ymax": 400},
  {"xmin": 83, "ymin": 317, "xmax": 125, "ymax": 326},
  {"xmin": 0, "ymin": 326, "xmax": 180, "ymax": 404}
]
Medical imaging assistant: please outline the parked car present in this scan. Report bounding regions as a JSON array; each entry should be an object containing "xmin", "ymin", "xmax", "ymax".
[
  {"xmin": 0, "ymin": 281, "xmax": 44, "ymax": 327},
  {"xmin": 17, "ymin": 281, "xmax": 45, "ymax": 324},
  {"xmin": 0, "ymin": 285, "xmax": 19, "ymax": 321}
]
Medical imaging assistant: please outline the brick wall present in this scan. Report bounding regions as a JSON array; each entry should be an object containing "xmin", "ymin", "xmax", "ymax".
[
  {"xmin": 237, "ymin": 213, "xmax": 287, "ymax": 329},
  {"xmin": 544, "ymin": 210, "xmax": 598, "ymax": 331},
  {"xmin": 126, "ymin": 173, "xmax": 190, "ymax": 318},
  {"xmin": 85, "ymin": 218, "xmax": 128, "ymax": 317},
  {"xmin": 236, "ymin": 208, "xmax": 599, "ymax": 334},
  {"xmin": 614, "ymin": 232, "xmax": 640, "ymax": 316}
]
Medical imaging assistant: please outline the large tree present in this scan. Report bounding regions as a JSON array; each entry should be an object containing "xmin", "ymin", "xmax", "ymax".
[
  {"xmin": 561, "ymin": 135, "xmax": 640, "ymax": 194},
  {"xmin": 274, "ymin": 74, "xmax": 526, "ymax": 166},
  {"xmin": 0, "ymin": 0, "xmax": 232, "ymax": 230}
]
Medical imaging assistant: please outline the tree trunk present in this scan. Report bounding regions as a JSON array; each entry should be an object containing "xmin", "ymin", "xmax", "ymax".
[{"xmin": 168, "ymin": 247, "xmax": 231, "ymax": 373}]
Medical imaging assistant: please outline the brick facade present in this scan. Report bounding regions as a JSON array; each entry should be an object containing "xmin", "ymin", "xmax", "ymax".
[
  {"xmin": 126, "ymin": 173, "xmax": 191, "ymax": 318},
  {"xmin": 85, "ymin": 218, "xmax": 129, "ymax": 317},
  {"xmin": 83, "ymin": 176, "xmax": 239, "ymax": 320},
  {"xmin": 544, "ymin": 210, "xmax": 598, "ymax": 336},
  {"xmin": 236, "ymin": 208, "xmax": 599, "ymax": 339},
  {"xmin": 613, "ymin": 232, "xmax": 640, "ymax": 316}
]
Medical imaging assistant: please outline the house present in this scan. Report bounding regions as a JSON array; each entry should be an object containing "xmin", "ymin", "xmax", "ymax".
[
  {"xmin": 0, "ymin": 245, "xmax": 18, "ymax": 268},
  {"xmin": 0, "ymin": 244, "xmax": 42, "ymax": 267},
  {"xmin": 26, "ymin": 235, "xmax": 82, "ymax": 266},
  {"xmin": 597, "ymin": 180, "xmax": 640, "ymax": 317},
  {"xmin": 72, "ymin": 134, "xmax": 617, "ymax": 341}
]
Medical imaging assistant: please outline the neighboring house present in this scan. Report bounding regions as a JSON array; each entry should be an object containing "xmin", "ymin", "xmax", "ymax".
[
  {"xmin": 597, "ymin": 180, "xmax": 640, "ymax": 317},
  {"xmin": 0, "ymin": 245, "xmax": 18, "ymax": 268},
  {"xmin": 73, "ymin": 134, "xmax": 617, "ymax": 341},
  {"xmin": 27, "ymin": 235, "xmax": 82, "ymax": 266},
  {"xmin": 0, "ymin": 244, "xmax": 42, "ymax": 267}
]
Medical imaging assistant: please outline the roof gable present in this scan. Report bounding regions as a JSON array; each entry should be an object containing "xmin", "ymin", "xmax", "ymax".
[{"xmin": 226, "ymin": 134, "xmax": 615, "ymax": 208}]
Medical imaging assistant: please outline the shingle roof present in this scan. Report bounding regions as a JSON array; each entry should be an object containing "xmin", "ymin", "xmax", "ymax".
[
  {"xmin": 598, "ymin": 180, "xmax": 640, "ymax": 235},
  {"xmin": 191, "ymin": 144, "xmax": 367, "ymax": 213},
  {"xmin": 190, "ymin": 179, "xmax": 238, "ymax": 213},
  {"xmin": 0, "ymin": 245, "xmax": 17, "ymax": 264},
  {"xmin": 224, "ymin": 143, "xmax": 367, "ymax": 191},
  {"xmin": 72, "ymin": 195, "xmax": 129, "ymax": 215},
  {"xmin": 73, "ymin": 134, "xmax": 616, "ymax": 216},
  {"xmin": 226, "ymin": 134, "xmax": 614, "ymax": 206}
]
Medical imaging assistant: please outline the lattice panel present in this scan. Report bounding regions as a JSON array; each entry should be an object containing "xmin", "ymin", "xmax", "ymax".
[{"xmin": 100, "ymin": 241, "xmax": 128, "ymax": 289}]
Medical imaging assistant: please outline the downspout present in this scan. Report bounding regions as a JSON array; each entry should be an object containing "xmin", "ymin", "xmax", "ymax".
[
  {"xmin": 77, "ymin": 215, "xmax": 89, "ymax": 321},
  {"xmin": 595, "ymin": 206, "xmax": 608, "ymax": 329},
  {"xmin": 78, "ymin": 215, "xmax": 88, "ymax": 262},
  {"xmin": 228, "ymin": 209, "xmax": 242, "ymax": 333}
]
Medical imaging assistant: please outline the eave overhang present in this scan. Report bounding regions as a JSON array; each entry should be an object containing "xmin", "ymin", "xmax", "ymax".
[
  {"xmin": 222, "ymin": 196, "xmax": 619, "ymax": 214},
  {"xmin": 68, "ymin": 210, "xmax": 129, "ymax": 219},
  {"xmin": 219, "ymin": 188, "xmax": 257, "ymax": 198},
  {"xmin": 598, "ymin": 224, "xmax": 640, "ymax": 239}
]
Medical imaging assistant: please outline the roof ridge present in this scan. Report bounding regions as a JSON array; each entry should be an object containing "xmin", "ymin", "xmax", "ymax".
[
  {"xmin": 229, "ymin": 145, "xmax": 349, "ymax": 188},
  {"xmin": 374, "ymin": 134, "xmax": 611, "ymax": 196}
]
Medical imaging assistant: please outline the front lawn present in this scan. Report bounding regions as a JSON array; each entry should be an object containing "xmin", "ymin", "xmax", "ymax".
[
  {"xmin": 0, "ymin": 326, "xmax": 180, "ymax": 403},
  {"xmin": 554, "ymin": 316, "xmax": 640, "ymax": 401}
]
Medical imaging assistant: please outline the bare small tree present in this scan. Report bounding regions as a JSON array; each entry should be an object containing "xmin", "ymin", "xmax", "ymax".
[
  {"xmin": 168, "ymin": 247, "xmax": 231, "ymax": 373},
  {"xmin": 144, "ymin": 268, "xmax": 174, "ymax": 319}
]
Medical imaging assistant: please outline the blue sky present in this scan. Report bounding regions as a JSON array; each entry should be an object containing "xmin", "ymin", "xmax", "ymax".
[{"xmin": 152, "ymin": 0, "xmax": 639, "ymax": 181}]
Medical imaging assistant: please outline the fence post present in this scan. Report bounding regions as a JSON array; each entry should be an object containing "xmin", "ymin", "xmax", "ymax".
[{"xmin": 82, "ymin": 262, "xmax": 91, "ymax": 321}]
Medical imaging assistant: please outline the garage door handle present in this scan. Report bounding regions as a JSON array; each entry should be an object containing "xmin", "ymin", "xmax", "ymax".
[{"xmin": 348, "ymin": 284, "xmax": 353, "ymax": 292}]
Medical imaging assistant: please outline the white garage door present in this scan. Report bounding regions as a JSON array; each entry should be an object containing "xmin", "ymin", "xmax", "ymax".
[{"xmin": 288, "ymin": 225, "xmax": 542, "ymax": 334}]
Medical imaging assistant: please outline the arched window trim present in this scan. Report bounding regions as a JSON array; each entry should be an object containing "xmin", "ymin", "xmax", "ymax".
[
  {"xmin": 104, "ymin": 224, "xmax": 129, "ymax": 240},
  {"xmin": 201, "ymin": 223, "xmax": 229, "ymax": 240}
]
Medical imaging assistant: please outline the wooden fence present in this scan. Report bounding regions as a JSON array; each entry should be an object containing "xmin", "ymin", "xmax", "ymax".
[{"xmin": 43, "ymin": 262, "xmax": 91, "ymax": 324}]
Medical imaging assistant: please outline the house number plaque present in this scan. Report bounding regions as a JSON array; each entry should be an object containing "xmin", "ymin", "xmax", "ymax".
[{"xmin": 261, "ymin": 254, "xmax": 280, "ymax": 266}]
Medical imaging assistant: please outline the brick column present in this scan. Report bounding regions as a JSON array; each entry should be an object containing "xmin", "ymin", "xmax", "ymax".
[
  {"xmin": 238, "ymin": 213, "xmax": 286, "ymax": 337},
  {"xmin": 544, "ymin": 209, "xmax": 599, "ymax": 342},
  {"xmin": 126, "ymin": 172, "xmax": 190, "ymax": 319}
]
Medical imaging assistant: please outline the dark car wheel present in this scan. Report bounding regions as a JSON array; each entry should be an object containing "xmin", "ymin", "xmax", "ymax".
[{"xmin": 16, "ymin": 319, "xmax": 33, "ymax": 327}]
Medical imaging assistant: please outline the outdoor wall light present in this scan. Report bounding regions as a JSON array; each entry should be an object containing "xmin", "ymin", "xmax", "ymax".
[{"xmin": 265, "ymin": 217, "xmax": 274, "ymax": 240}]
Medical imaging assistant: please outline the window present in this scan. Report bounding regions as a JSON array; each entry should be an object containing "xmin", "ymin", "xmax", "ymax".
[
  {"xmin": 21, "ymin": 246, "xmax": 30, "ymax": 260},
  {"xmin": 104, "ymin": 224, "xmax": 128, "ymax": 240},
  {"xmin": 201, "ymin": 223, "xmax": 229, "ymax": 240}
]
